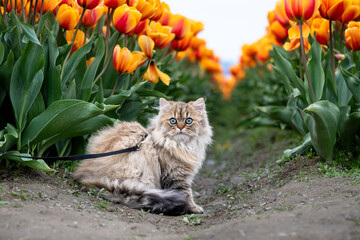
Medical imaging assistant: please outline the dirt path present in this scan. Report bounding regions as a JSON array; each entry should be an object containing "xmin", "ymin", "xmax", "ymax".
[{"xmin": 1, "ymin": 128, "xmax": 360, "ymax": 240}]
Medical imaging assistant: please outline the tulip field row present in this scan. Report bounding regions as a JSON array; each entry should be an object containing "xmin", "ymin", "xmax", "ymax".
[
  {"xmin": 0, "ymin": 0, "xmax": 227, "ymax": 170},
  {"xmin": 1, "ymin": 0, "xmax": 359, "ymax": 171},
  {"xmin": 230, "ymin": 0, "xmax": 360, "ymax": 163}
]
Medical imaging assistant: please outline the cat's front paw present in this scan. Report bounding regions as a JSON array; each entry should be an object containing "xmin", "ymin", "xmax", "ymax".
[{"xmin": 189, "ymin": 204, "xmax": 204, "ymax": 214}]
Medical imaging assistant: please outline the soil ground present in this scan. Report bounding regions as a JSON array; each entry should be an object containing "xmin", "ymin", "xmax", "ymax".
[{"xmin": 1, "ymin": 127, "xmax": 360, "ymax": 240}]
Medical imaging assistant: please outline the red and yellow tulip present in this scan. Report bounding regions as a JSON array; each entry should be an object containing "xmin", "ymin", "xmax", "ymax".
[
  {"xmin": 81, "ymin": 3, "xmax": 104, "ymax": 27},
  {"xmin": 339, "ymin": 0, "xmax": 360, "ymax": 23},
  {"xmin": 77, "ymin": 0, "xmax": 101, "ymax": 9},
  {"xmin": 34, "ymin": 0, "xmax": 61, "ymax": 12},
  {"xmin": 170, "ymin": 14, "xmax": 191, "ymax": 40},
  {"xmin": 113, "ymin": 45, "xmax": 146, "ymax": 73},
  {"xmin": 146, "ymin": 21, "xmax": 175, "ymax": 48},
  {"xmin": 345, "ymin": 21, "xmax": 360, "ymax": 51},
  {"xmin": 103, "ymin": 0, "xmax": 126, "ymax": 9},
  {"xmin": 311, "ymin": 17, "xmax": 330, "ymax": 45},
  {"xmin": 171, "ymin": 32, "xmax": 193, "ymax": 51},
  {"xmin": 113, "ymin": 4, "xmax": 142, "ymax": 34},
  {"xmin": 128, "ymin": 19, "xmax": 148, "ymax": 35},
  {"xmin": 57, "ymin": 4, "xmax": 80, "ymax": 30},
  {"xmin": 65, "ymin": 29, "xmax": 87, "ymax": 53},
  {"xmin": 132, "ymin": 0, "xmax": 157, "ymax": 20},
  {"xmin": 319, "ymin": 0, "xmax": 344, "ymax": 20},
  {"xmin": 284, "ymin": 0, "xmax": 320, "ymax": 22},
  {"xmin": 149, "ymin": 0, "xmax": 164, "ymax": 21},
  {"xmin": 269, "ymin": 20, "xmax": 288, "ymax": 42}
]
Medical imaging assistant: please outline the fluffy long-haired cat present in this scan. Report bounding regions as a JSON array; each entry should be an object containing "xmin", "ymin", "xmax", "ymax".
[{"xmin": 74, "ymin": 98, "xmax": 212, "ymax": 215}]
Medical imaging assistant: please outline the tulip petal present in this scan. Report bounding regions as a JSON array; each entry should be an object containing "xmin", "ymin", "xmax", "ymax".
[
  {"xmin": 143, "ymin": 60, "xmax": 159, "ymax": 83},
  {"xmin": 154, "ymin": 64, "xmax": 170, "ymax": 86},
  {"xmin": 138, "ymin": 35, "xmax": 155, "ymax": 59}
]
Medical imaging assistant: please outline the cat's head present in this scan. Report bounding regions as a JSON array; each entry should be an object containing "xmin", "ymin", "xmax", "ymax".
[{"xmin": 157, "ymin": 98, "xmax": 208, "ymax": 141}]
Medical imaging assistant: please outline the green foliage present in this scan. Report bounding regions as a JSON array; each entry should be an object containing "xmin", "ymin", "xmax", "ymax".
[
  {"xmin": 239, "ymin": 35, "xmax": 360, "ymax": 164},
  {"xmin": 0, "ymin": 12, "xmax": 213, "ymax": 172}
]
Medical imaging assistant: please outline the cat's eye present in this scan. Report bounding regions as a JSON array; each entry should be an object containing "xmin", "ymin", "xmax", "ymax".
[
  {"xmin": 185, "ymin": 118, "xmax": 193, "ymax": 124},
  {"xmin": 170, "ymin": 118, "xmax": 177, "ymax": 124}
]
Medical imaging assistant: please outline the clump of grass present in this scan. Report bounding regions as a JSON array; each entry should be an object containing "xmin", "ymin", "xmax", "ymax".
[{"xmin": 181, "ymin": 214, "xmax": 205, "ymax": 225}]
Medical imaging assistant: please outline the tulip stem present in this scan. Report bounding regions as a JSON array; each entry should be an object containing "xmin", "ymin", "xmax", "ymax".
[
  {"xmin": 60, "ymin": 8, "xmax": 86, "ymax": 79},
  {"xmin": 32, "ymin": 0, "xmax": 39, "ymax": 25},
  {"xmin": 93, "ymin": 32, "xmax": 121, "ymax": 85},
  {"xmin": 20, "ymin": 0, "xmax": 26, "ymax": 22},
  {"xmin": 28, "ymin": 0, "xmax": 33, "ymax": 24},
  {"xmin": 105, "ymin": 8, "xmax": 114, "ymax": 62},
  {"xmin": 299, "ymin": 49, "xmax": 303, "ymax": 81},
  {"xmin": 299, "ymin": 22, "xmax": 315, "ymax": 103},
  {"xmin": 111, "ymin": 75, "xmax": 121, "ymax": 96},
  {"xmin": 329, "ymin": 20, "xmax": 337, "ymax": 92}
]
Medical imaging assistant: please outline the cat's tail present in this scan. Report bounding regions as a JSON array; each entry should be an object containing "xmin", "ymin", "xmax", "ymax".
[{"xmin": 78, "ymin": 177, "xmax": 190, "ymax": 215}]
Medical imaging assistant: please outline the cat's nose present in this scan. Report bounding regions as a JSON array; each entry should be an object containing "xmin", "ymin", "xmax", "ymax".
[{"xmin": 177, "ymin": 123, "xmax": 185, "ymax": 130}]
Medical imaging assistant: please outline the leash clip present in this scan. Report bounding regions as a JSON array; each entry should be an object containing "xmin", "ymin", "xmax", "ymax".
[{"xmin": 136, "ymin": 134, "xmax": 148, "ymax": 151}]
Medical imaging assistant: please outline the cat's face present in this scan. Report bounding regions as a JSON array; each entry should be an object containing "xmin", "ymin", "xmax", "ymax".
[{"xmin": 158, "ymin": 98, "xmax": 206, "ymax": 141}]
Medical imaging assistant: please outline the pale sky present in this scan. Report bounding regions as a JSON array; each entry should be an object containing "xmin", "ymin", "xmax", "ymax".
[{"xmin": 166, "ymin": 0, "xmax": 279, "ymax": 64}]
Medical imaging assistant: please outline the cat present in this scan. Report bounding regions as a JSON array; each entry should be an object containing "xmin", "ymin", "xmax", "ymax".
[{"xmin": 74, "ymin": 98, "xmax": 213, "ymax": 215}]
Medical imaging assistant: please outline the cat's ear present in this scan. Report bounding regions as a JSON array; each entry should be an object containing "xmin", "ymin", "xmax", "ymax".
[
  {"xmin": 159, "ymin": 98, "xmax": 170, "ymax": 111},
  {"xmin": 192, "ymin": 98, "xmax": 205, "ymax": 112}
]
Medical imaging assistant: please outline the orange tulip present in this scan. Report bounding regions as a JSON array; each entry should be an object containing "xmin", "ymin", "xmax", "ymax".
[
  {"xmin": 57, "ymin": 4, "xmax": 80, "ymax": 30},
  {"xmin": 103, "ymin": 0, "xmax": 126, "ymax": 9},
  {"xmin": 170, "ymin": 14, "xmax": 191, "ymax": 40},
  {"xmin": 132, "ymin": 0, "xmax": 157, "ymax": 20},
  {"xmin": 274, "ymin": 0, "xmax": 290, "ymax": 26},
  {"xmin": 158, "ymin": 2, "xmax": 171, "ymax": 25},
  {"xmin": 138, "ymin": 35, "xmax": 155, "ymax": 59},
  {"xmin": 200, "ymin": 57, "xmax": 222, "ymax": 73},
  {"xmin": 284, "ymin": 37, "xmax": 311, "ymax": 52},
  {"xmin": 66, "ymin": 29, "xmax": 87, "ymax": 53},
  {"xmin": 269, "ymin": 20, "xmax": 288, "ymax": 42},
  {"xmin": 230, "ymin": 64, "xmax": 246, "ymax": 80},
  {"xmin": 128, "ymin": 19, "xmax": 148, "ymax": 35},
  {"xmin": 190, "ymin": 37, "xmax": 206, "ymax": 49},
  {"xmin": 3, "ymin": 0, "xmax": 24, "ymax": 12},
  {"xmin": 288, "ymin": 22, "xmax": 311, "ymax": 40},
  {"xmin": 81, "ymin": 3, "xmax": 104, "ymax": 27},
  {"xmin": 345, "ymin": 21, "xmax": 360, "ymax": 50},
  {"xmin": 146, "ymin": 21, "xmax": 175, "ymax": 48},
  {"xmin": 33, "ymin": 0, "xmax": 61, "ymax": 12},
  {"xmin": 149, "ymin": 0, "xmax": 164, "ymax": 21},
  {"xmin": 311, "ymin": 18, "xmax": 330, "ymax": 44},
  {"xmin": 319, "ymin": 0, "xmax": 344, "ymax": 20},
  {"xmin": 339, "ymin": 0, "xmax": 360, "ymax": 23},
  {"xmin": 284, "ymin": 0, "xmax": 320, "ymax": 22},
  {"xmin": 143, "ymin": 60, "xmax": 170, "ymax": 85},
  {"xmin": 190, "ymin": 20, "xmax": 204, "ymax": 35},
  {"xmin": 113, "ymin": 45, "xmax": 146, "ymax": 73},
  {"xmin": 77, "ymin": 0, "xmax": 101, "ymax": 9},
  {"xmin": 171, "ymin": 32, "xmax": 193, "ymax": 51},
  {"xmin": 113, "ymin": 4, "xmax": 142, "ymax": 34}
]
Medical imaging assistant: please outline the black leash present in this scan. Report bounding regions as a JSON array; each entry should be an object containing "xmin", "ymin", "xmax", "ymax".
[
  {"xmin": 0, "ymin": 145, "xmax": 139, "ymax": 161},
  {"xmin": 1, "ymin": 134, "xmax": 148, "ymax": 161}
]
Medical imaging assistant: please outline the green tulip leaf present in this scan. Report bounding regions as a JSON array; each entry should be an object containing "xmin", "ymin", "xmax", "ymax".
[
  {"xmin": 338, "ymin": 106, "xmax": 360, "ymax": 150},
  {"xmin": 80, "ymin": 36, "xmax": 105, "ymax": 101},
  {"xmin": 306, "ymin": 41, "xmax": 324, "ymax": 103},
  {"xmin": 43, "ymin": 28, "xmax": 62, "ymax": 106},
  {"xmin": 340, "ymin": 67, "xmax": 360, "ymax": 104},
  {"xmin": 10, "ymin": 42, "xmax": 45, "ymax": 129},
  {"xmin": 62, "ymin": 36, "xmax": 95, "ymax": 87},
  {"xmin": 21, "ymin": 99, "xmax": 118, "ymax": 148},
  {"xmin": 0, "ymin": 40, "xmax": 4, "ymax": 64},
  {"xmin": 1, "ymin": 151, "xmax": 54, "ymax": 172},
  {"xmin": 39, "ymin": 115, "xmax": 114, "ymax": 155},
  {"xmin": 273, "ymin": 46, "xmax": 305, "ymax": 96},
  {"xmin": 282, "ymin": 133, "xmax": 311, "ymax": 159},
  {"xmin": 20, "ymin": 22, "xmax": 40, "ymax": 45},
  {"xmin": 0, "ymin": 124, "xmax": 18, "ymax": 152},
  {"xmin": 304, "ymin": 100, "xmax": 340, "ymax": 161}
]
